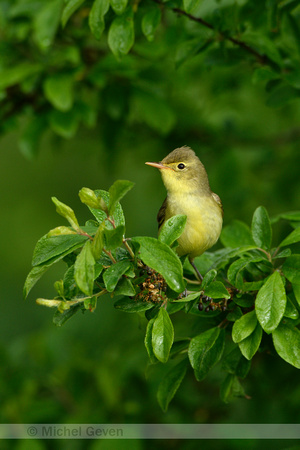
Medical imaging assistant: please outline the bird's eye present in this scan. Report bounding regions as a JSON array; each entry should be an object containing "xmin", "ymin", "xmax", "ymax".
[{"xmin": 177, "ymin": 163, "xmax": 185, "ymax": 170}]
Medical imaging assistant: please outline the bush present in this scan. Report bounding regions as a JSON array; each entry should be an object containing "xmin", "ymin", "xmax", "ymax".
[{"xmin": 24, "ymin": 180, "xmax": 300, "ymax": 411}]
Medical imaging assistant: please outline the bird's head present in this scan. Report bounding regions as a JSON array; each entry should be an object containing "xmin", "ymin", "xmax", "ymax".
[{"xmin": 146, "ymin": 146, "xmax": 211, "ymax": 195}]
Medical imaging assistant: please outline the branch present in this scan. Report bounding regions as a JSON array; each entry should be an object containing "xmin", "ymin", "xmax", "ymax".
[
  {"xmin": 174, "ymin": 124, "xmax": 300, "ymax": 150},
  {"xmin": 153, "ymin": 0, "xmax": 271, "ymax": 65}
]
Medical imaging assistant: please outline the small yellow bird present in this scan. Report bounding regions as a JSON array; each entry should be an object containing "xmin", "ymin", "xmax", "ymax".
[{"xmin": 146, "ymin": 146, "xmax": 223, "ymax": 280}]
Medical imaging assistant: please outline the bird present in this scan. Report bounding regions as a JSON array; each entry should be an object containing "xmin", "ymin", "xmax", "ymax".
[{"xmin": 145, "ymin": 146, "xmax": 223, "ymax": 281}]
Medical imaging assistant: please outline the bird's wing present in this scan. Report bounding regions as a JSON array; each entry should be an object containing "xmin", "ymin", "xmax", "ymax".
[
  {"xmin": 212, "ymin": 192, "xmax": 224, "ymax": 217},
  {"xmin": 157, "ymin": 197, "xmax": 167, "ymax": 230}
]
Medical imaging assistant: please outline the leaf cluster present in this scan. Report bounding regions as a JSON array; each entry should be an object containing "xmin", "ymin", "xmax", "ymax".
[
  {"xmin": 1, "ymin": 0, "xmax": 300, "ymax": 157},
  {"xmin": 24, "ymin": 181, "xmax": 300, "ymax": 410}
]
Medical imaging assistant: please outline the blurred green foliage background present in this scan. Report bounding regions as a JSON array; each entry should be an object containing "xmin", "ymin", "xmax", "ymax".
[{"xmin": 1, "ymin": 0, "xmax": 300, "ymax": 448}]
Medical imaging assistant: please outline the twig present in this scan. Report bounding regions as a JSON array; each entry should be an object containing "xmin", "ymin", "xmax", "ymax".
[
  {"xmin": 152, "ymin": 0, "xmax": 271, "ymax": 65},
  {"xmin": 123, "ymin": 239, "xmax": 135, "ymax": 259},
  {"xmin": 103, "ymin": 249, "xmax": 117, "ymax": 264},
  {"xmin": 36, "ymin": 288, "xmax": 107, "ymax": 307},
  {"xmin": 184, "ymin": 276, "xmax": 201, "ymax": 285},
  {"xmin": 107, "ymin": 216, "xmax": 116, "ymax": 228},
  {"xmin": 217, "ymin": 318, "xmax": 229, "ymax": 329},
  {"xmin": 257, "ymin": 247, "xmax": 272, "ymax": 262}
]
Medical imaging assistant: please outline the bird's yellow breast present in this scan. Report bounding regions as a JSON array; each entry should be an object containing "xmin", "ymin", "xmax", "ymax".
[{"xmin": 164, "ymin": 193, "xmax": 223, "ymax": 258}]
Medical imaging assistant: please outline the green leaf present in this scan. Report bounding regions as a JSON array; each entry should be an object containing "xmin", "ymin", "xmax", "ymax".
[
  {"xmin": 114, "ymin": 277, "xmax": 135, "ymax": 296},
  {"xmin": 204, "ymin": 47, "xmax": 243, "ymax": 67},
  {"xmin": 94, "ymin": 262, "xmax": 104, "ymax": 279},
  {"xmin": 145, "ymin": 303, "xmax": 161, "ymax": 321},
  {"xmin": 53, "ymin": 303, "xmax": 82, "ymax": 326},
  {"xmin": 171, "ymin": 291, "xmax": 201, "ymax": 303},
  {"xmin": 232, "ymin": 310, "xmax": 257, "ymax": 343},
  {"xmin": 55, "ymin": 280, "xmax": 65, "ymax": 298},
  {"xmin": 108, "ymin": 179, "xmax": 134, "ymax": 215},
  {"xmin": 279, "ymin": 0, "xmax": 300, "ymax": 12},
  {"xmin": 209, "ymin": 246, "xmax": 259, "ymax": 271},
  {"xmin": 226, "ymin": 306, "xmax": 243, "ymax": 322},
  {"xmin": 251, "ymin": 206, "xmax": 272, "ymax": 250},
  {"xmin": 91, "ymin": 223, "xmax": 105, "ymax": 260},
  {"xmin": 141, "ymin": 6, "xmax": 161, "ymax": 42},
  {"xmin": 227, "ymin": 256, "xmax": 264, "ymax": 289},
  {"xmin": 61, "ymin": 0, "xmax": 85, "ymax": 28},
  {"xmin": 255, "ymin": 271, "xmax": 287, "ymax": 333},
  {"xmin": 183, "ymin": 0, "xmax": 203, "ymax": 14},
  {"xmin": 49, "ymin": 108, "xmax": 79, "ymax": 139},
  {"xmin": 169, "ymin": 339, "xmax": 190, "ymax": 358},
  {"xmin": 103, "ymin": 224, "xmax": 125, "ymax": 250},
  {"xmin": 89, "ymin": 0, "xmax": 110, "ymax": 39},
  {"xmin": 24, "ymin": 264, "xmax": 51, "ymax": 299},
  {"xmin": 89, "ymin": 190, "xmax": 125, "ymax": 227},
  {"xmin": 74, "ymin": 240, "xmax": 95, "ymax": 296},
  {"xmin": 272, "ymin": 248, "xmax": 292, "ymax": 259},
  {"xmin": 266, "ymin": 84, "xmax": 300, "ymax": 108},
  {"xmin": 24, "ymin": 236, "xmax": 89, "ymax": 299},
  {"xmin": 144, "ymin": 318, "xmax": 158, "ymax": 364},
  {"xmin": 272, "ymin": 323, "xmax": 300, "ymax": 369},
  {"xmin": 280, "ymin": 227, "xmax": 300, "ymax": 247},
  {"xmin": 204, "ymin": 281, "xmax": 230, "ymax": 299},
  {"xmin": 282, "ymin": 255, "xmax": 300, "ymax": 306},
  {"xmin": 25, "ymin": 253, "xmax": 73, "ymax": 299},
  {"xmin": 222, "ymin": 347, "xmax": 251, "ymax": 379},
  {"xmin": 110, "ymin": 0, "xmax": 127, "ymax": 15},
  {"xmin": 0, "ymin": 63, "xmax": 42, "ymax": 91},
  {"xmin": 47, "ymin": 226, "xmax": 77, "ymax": 237},
  {"xmin": 84, "ymin": 296, "xmax": 97, "ymax": 312},
  {"xmin": 158, "ymin": 215, "xmax": 187, "ymax": 247},
  {"xmin": 242, "ymin": 280, "xmax": 265, "ymax": 291},
  {"xmin": 282, "ymin": 255, "xmax": 300, "ymax": 284},
  {"xmin": 108, "ymin": 8, "xmax": 135, "ymax": 59},
  {"xmin": 63, "ymin": 265, "xmax": 78, "ymax": 299},
  {"xmin": 166, "ymin": 301, "xmax": 185, "ymax": 314},
  {"xmin": 284, "ymin": 297, "xmax": 299, "ymax": 319},
  {"xmin": 32, "ymin": 234, "xmax": 87, "ymax": 266},
  {"xmin": 175, "ymin": 37, "xmax": 212, "ymax": 69},
  {"xmin": 242, "ymin": 32, "xmax": 282, "ymax": 65},
  {"xmin": 292, "ymin": 283, "xmax": 300, "ymax": 306},
  {"xmin": 220, "ymin": 220, "xmax": 255, "ymax": 248},
  {"xmin": 103, "ymin": 260, "xmax": 131, "ymax": 292},
  {"xmin": 114, "ymin": 296, "xmax": 153, "ymax": 313},
  {"xmin": 285, "ymin": 12, "xmax": 300, "ymax": 55},
  {"xmin": 200, "ymin": 269, "xmax": 217, "ymax": 290},
  {"xmin": 79, "ymin": 187, "xmax": 102, "ymax": 209},
  {"xmin": 37, "ymin": 298, "xmax": 63, "ymax": 308},
  {"xmin": 132, "ymin": 237, "xmax": 185, "ymax": 293},
  {"xmin": 51, "ymin": 197, "xmax": 80, "ymax": 231},
  {"xmin": 152, "ymin": 308, "xmax": 174, "ymax": 363},
  {"xmin": 272, "ymin": 211, "xmax": 300, "ymax": 223},
  {"xmin": 33, "ymin": 0, "xmax": 63, "ymax": 52},
  {"xmin": 157, "ymin": 359, "xmax": 188, "ymax": 412},
  {"xmin": 43, "ymin": 74, "xmax": 74, "ymax": 111},
  {"xmin": 188, "ymin": 328, "xmax": 225, "ymax": 381},
  {"xmin": 252, "ymin": 67, "xmax": 279, "ymax": 85},
  {"xmin": 238, "ymin": 322, "xmax": 263, "ymax": 360},
  {"xmin": 220, "ymin": 374, "xmax": 246, "ymax": 404},
  {"xmin": 233, "ymin": 296, "xmax": 254, "ymax": 308}
]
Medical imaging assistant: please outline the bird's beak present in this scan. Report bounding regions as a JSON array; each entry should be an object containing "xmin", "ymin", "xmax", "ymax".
[{"xmin": 145, "ymin": 162, "xmax": 173, "ymax": 170}]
